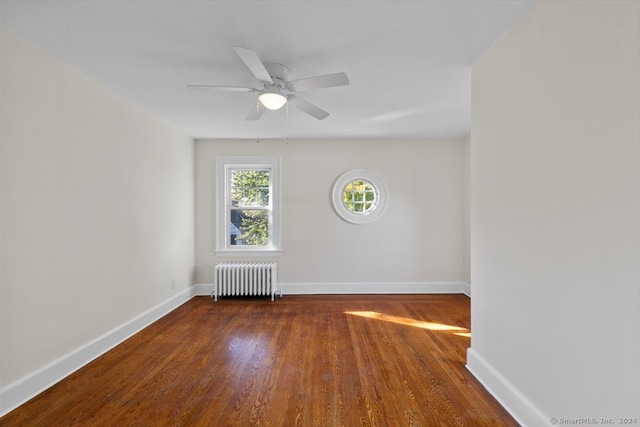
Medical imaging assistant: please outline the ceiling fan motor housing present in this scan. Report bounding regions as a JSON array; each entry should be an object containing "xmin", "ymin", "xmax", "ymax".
[{"xmin": 263, "ymin": 63, "xmax": 291, "ymax": 90}]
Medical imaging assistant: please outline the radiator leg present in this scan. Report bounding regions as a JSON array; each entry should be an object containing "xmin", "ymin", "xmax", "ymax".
[
  {"xmin": 213, "ymin": 269, "xmax": 218, "ymax": 302},
  {"xmin": 272, "ymin": 264, "xmax": 278, "ymax": 301}
]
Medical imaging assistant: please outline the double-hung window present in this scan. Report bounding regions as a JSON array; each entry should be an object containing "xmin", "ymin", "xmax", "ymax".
[{"xmin": 216, "ymin": 156, "xmax": 281, "ymax": 255}]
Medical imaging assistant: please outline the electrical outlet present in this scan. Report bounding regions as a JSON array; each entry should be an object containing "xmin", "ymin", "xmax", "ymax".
[{"xmin": 171, "ymin": 279, "xmax": 176, "ymax": 289}]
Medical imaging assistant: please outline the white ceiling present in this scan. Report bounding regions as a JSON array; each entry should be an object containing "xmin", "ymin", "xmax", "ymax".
[{"xmin": 0, "ymin": 0, "xmax": 531, "ymax": 140}]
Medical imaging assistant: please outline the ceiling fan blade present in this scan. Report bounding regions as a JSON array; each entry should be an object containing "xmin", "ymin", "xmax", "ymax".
[
  {"xmin": 245, "ymin": 102, "xmax": 265, "ymax": 121},
  {"xmin": 287, "ymin": 95, "xmax": 329, "ymax": 120},
  {"xmin": 288, "ymin": 72, "xmax": 349, "ymax": 92},
  {"xmin": 187, "ymin": 85, "xmax": 258, "ymax": 92},
  {"xmin": 233, "ymin": 47, "xmax": 273, "ymax": 84}
]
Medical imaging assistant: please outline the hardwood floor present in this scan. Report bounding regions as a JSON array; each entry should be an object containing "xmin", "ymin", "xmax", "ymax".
[{"xmin": 0, "ymin": 295, "xmax": 518, "ymax": 426}]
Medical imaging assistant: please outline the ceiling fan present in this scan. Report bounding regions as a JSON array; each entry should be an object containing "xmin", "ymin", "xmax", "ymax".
[{"xmin": 188, "ymin": 47, "xmax": 349, "ymax": 121}]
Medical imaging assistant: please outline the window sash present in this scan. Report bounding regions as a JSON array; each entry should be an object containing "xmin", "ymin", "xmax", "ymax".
[{"xmin": 228, "ymin": 206, "xmax": 271, "ymax": 247}]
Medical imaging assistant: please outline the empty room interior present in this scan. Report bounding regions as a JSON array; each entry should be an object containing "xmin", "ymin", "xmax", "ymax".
[{"xmin": 1, "ymin": 1, "xmax": 639, "ymax": 426}]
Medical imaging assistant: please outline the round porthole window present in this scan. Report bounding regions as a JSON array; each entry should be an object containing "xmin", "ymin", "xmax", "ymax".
[{"xmin": 332, "ymin": 169, "xmax": 387, "ymax": 224}]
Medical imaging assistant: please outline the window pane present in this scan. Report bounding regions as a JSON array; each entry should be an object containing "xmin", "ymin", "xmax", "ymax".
[
  {"xmin": 231, "ymin": 169, "xmax": 271, "ymax": 207},
  {"xmin": 229, "ymin": 209, "xmax": 269, "ymax": 246},
  {"xmin": 365, "ymin": 190, "xmax": 375, "ymax": 202},
  {"xmin": 342, "ymin": 179, "xmax": 378, "ymax": 215}
]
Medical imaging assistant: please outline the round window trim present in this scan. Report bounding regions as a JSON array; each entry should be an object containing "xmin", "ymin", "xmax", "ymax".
[{"xmin": 331, "ymin": 169, "xmax": 387, "ymax": 224}]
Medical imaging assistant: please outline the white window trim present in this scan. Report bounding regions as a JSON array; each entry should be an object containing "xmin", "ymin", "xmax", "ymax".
[
  {"xmin": 215, "ymin": 156, "xmax": 282, "ymax": 256},
  {"xmin": 331, "ymin": 169, "xmax": 387, "ymax": 224}
]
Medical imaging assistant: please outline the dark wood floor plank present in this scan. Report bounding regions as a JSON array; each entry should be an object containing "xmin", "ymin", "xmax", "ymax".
[{"xmin": 0, "ymin": 295, "xmax": 518, "ymax": 426}]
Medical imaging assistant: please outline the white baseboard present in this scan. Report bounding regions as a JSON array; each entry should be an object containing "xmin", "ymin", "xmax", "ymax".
[
  {"xmin": 192, "ymin": 283, "xmax": 215, "ymax": 296},
  {"xmin": 0, "ymin": 287, "xmax": 196, "ymax": 417},
  {"xmin": 466, "ymin": 347, "xmax": 550, "ymax": 427},
  {"xmin": 462, "ymin": 282, "xmax": 471, "ymax": 297},
  {"xmin": 194, "ymin": 281, "xmax": 468, "ymax": 296},
  {"xmin": 283, "ymin": 282, "xmax": 467, "ymax": 294}
]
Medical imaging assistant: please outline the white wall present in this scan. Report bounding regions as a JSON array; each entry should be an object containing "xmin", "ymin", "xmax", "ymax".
[
  {"xmin": 195, "ymin": 139, "xmax": 465, "ymax": 292},
  {"xmin": 0, "ymin": 27, "xmax": 194, "ymax": 401},
  {"xmin": 469, "ymin": 1, "xmax": 639, "ymax": 425},
  {"xmin": 462, "ymin": 134, "xmax": 470, "ymax": 287}
]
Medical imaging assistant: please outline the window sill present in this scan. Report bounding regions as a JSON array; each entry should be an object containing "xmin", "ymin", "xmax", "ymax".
[{"xmin": 215, "ymin": 250, "xmax": 282, "ymax": 258}]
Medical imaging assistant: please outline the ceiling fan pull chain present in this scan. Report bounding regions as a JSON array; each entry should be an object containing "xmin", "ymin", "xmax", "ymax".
[
  {"xmin": 286, "ymin": 101, "xmax": 289, "ymax": 144},
  {"xmin": 256, "ymin": 98, "xmax": 260, "ymax": 143}
]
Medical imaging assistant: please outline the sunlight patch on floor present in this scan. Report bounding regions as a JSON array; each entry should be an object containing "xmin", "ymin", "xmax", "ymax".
[
  {"xmin": 345, "ymin": 311, "xmax": 469, "ymax": 335},
  {"xmin": 453, "ymin": 332, "xmax": 472, "ymax": 338}
]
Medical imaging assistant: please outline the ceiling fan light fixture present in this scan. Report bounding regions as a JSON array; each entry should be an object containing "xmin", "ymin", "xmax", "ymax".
[{"xmin": 258, "ymin": 91, "xmax": 287, "ymax": 110}]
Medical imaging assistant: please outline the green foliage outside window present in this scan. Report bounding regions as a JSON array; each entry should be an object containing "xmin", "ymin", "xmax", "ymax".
[
  {"xmin": 343, "ymin": 180, "xmax": 376, "ymax": 213},
  {"xmin": 230, "ymin": 169, "xmax": 271, "ymax": 246},
  {"xmin": 231, "ymin": 169, "xmax": 270, "ymax": 207}
]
